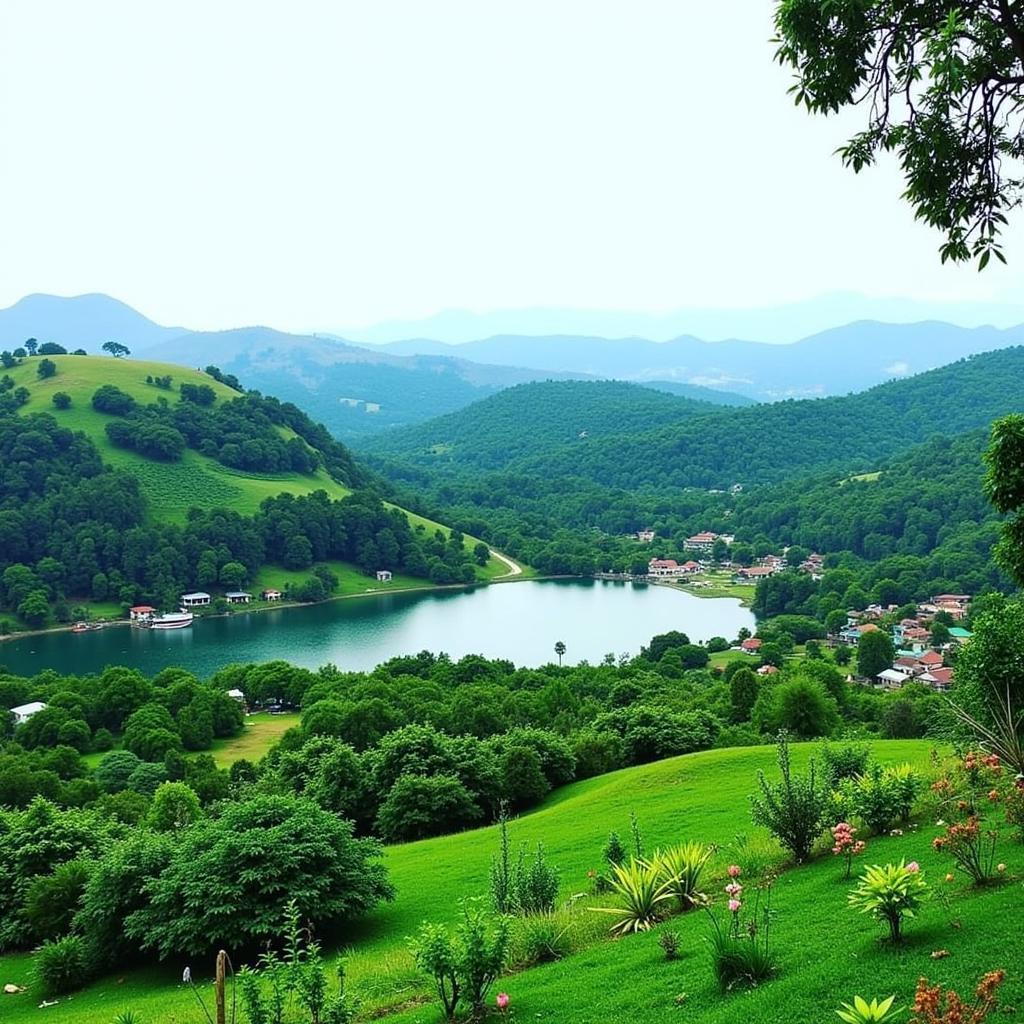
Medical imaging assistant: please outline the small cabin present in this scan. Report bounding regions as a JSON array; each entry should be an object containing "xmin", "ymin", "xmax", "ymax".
[
  {"xmin": 129, "ymin": 605, "xmax": 156, "ymax": 622},
  {"xmin": 376, "ymin": 570, "xmax": 393, "ymax": 583},
  {"xmin": 261, "ymin": 589, "xmax": 283, "ymax": 602},
  {"xmin": 225, "ymin": 591, "xmax": 252, "ymax": 605},
  {"xmin": 180, "ymin": 592, "xmax": 211, "ymax": 608},
  {"xmin": 9, "ymin": 701, "xmax": 47, "ymax": 726},
  {"xmin": 226, "ymin": 688, "xmax": 246, "ymax": 703}
]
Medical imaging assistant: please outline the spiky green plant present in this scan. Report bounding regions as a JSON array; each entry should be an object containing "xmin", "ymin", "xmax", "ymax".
[
  {"xmin": 848, "ymin": 861, "xmax": 928, "ymax": 943},
  {"xmin": 835, "ymin": 995, "xmax": 901, "ymax": 1023},
  {"xmin": 653, "ymin": 841, "xmax": 713, "ymax": 909},
  {"xmin": 591, "ymin": 857, "xmax": 673, "ymax": 935}
]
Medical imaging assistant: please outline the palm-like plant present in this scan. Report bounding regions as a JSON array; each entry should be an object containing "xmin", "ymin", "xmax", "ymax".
[
  {"xmin": 836, "ymin": 995, "xmax": 901, "ymax": 1023},
  {"xmin": 848, "ymin": 861, "xmax": 928, "ymax": 943},
  {"xmin": 591, "ymin": 858, "xmax": 673, "ymax": 935},
  {"xmin": 652, "ymin": 842, "xmax": 712, "ymax": 909},
  {"xmin": 948, "ymin": 686, "xmax": 1024, "ymax": 777}
]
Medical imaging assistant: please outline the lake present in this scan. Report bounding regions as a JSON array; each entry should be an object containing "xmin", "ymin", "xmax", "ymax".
[{"xmin": 0, "ymin": 579, "xmax": 755, "ymax": 678}]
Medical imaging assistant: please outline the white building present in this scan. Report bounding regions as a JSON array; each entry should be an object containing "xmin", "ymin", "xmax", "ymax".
[
  {"xmin": 9, "ymin": 701, "xmax": 47, "ymax": 726},
  {"xmin": 180, "ymin": 592, "xmax": 211, "ymax": 608},
  {"xmin": 376, "ymin": 570, "xmax": 393, "ymax": 582}
]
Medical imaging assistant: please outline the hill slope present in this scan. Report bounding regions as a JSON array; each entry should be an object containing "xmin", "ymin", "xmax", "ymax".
[
  {"xmin": 366, "ymin": 346, "xmax": 1024, "ymax": 492},
  {"xmin": 361, "ymin": 380, "xmax": 733, "ymax": 472},
  {"xmin": 4, "ymin": 739, "xmax": 1020, "ymax": 1024},
  {"xmin": 4, "ymin": 355, "xmax": 356, "ymax": 521}
]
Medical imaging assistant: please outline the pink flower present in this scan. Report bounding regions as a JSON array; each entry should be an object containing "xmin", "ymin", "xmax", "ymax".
[
  {"xmin": 906, "ymin": 861, "xmax": 920, "ymax": 874},
  {"xmin": 725, "ymin": 882, "xmax": 743, "ymax": 897},
  {"xmin": 728, "ymin": 899, "xmax": 741, "ymax": 913},
  {"xmin": 727, "ymin": 864, "xmax": 741, "ymax": 878},
  {"xmin": 496, "ymin": 992, "xmax": 509, "ymax": 1011}
]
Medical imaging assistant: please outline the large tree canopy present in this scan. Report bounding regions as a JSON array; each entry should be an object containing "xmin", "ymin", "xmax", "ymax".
[{"xmin": 774, "ymin": 0, "xmax": 1024, "ymax": 266}]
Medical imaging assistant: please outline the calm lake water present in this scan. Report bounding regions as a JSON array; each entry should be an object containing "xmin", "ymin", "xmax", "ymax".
[{"xmin": 0, "ymin": 579, "xmax": 754, "ymax": 679}]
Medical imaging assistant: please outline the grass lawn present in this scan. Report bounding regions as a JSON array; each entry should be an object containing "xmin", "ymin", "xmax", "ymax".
[
  {"xmin": 6, "ymin": 740, "xmax": 1018, "ymax": 1024},
  {"xmin": 208, "ymin": 711, "xmax": 302, "ymax": 767},
  {"xmin": 667, "ymin": 570, "xmax": 755, "ymax": 606}
]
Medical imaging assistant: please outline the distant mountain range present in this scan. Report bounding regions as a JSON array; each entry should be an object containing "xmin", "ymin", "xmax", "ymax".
[{"xmin": 3, "ymin": 293, "xmax": 1024, "ymax": 435}]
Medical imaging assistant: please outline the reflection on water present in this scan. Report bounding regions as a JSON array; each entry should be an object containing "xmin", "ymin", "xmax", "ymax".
[{"xmin": 0, "ymin": 579, "xmax": 755, "ymax": 678}]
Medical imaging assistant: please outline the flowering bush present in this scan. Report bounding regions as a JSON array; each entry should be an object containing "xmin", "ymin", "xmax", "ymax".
[
  {"xmin": 831, "ymin": 822, "xmax": 867, "ymax": 879},
  {"xmin": 848, "ymin": 860, "xmax": 928, "ymax": 943},
  {"xmin": 705, "ymin": 866, "xmax": 777, "ymax": 990},
  {"xmin": 1004, "ymin": 778, "xmax": 1024, "ymax": 841},
  {"xmin": 836, "ymin": 995, "xmax": 901, "ymax": 1023},
  {"xmin": 932, "ymin": 817, "xmax": 999, "ymax": 885},
  {"xmin": 910, "ymin": 969, "xmax": 1005, "ymax": 1023}
]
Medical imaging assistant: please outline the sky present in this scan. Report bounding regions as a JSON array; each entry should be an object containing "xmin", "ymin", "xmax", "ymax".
[{"xmin": 2, "ymin": 0, "xmax": 1023, "ymax": 336}]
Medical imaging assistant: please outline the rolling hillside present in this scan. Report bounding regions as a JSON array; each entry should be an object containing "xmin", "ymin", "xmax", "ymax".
[
  {"xmin": 365, "ymin": 346, "xmax": 1024, "ymax": 491},
  {"xmin": 3, "ymin": 739, "xmax": 1020, "ymax": 1024},
  {"xmin": 4, "ymin": 356, "xmax": 355, "ymax": 522},
  {"xmin": 360, "ymin": 379, "xmax": 733, "ymax": 472}
]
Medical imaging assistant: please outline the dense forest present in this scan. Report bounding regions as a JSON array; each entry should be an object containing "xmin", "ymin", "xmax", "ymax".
[{"xmin": 0, "ymin": 409, "xmax": 480, "ymax": 629}]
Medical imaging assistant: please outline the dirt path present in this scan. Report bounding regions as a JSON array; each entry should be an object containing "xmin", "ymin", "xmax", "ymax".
[{"xmin": 491, "ymin": 549, "xmax": 524, "ymax": 579}]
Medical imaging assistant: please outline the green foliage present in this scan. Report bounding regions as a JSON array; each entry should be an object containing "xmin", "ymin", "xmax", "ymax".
[
  {"xmin": 837, "ymin": 764, "xmax": 920, "ymax": 835},
  {"xmin": 592, "ymin": 857, "xmax": 673, "ymax": 935},
  {"xmin": 774, "ymin": 0, "xmax": 1024, "ymax": 266},
  {"xmin": 411, "ymin": 899, "xmax": 509, "ymax": 1022},
  {"xmin": 658, "ymin": 929, "xmax": 680, "ymax": 961},
  {"xmin": 33, "ymin": 933, "xmax": 91, "ymax": 995},
  {"xmin": 652, "ymin": 841, "xmax": 712, "ymax": 910},
  {"xmin": 23, "ymin": 859, "xmax": 91, "ymax": 941},
  {"xmin": 145, "ymin": 782, "xmax": 202, "ymax": 831},
  {"xmin": 820, "ymin": 741, "xmax": 870, "ymax": 788},
  {"xmin": 123, "ymin": 795, "xmax": 394, "ymax": 958},
  {"xmin": 750, "ymin": 733, "xmax": 828, "ymax": 863},
  {"xmin": 835, "ymin": 995, "xmax": 901, "ymax": 1024},
  {"xmin": 375, "ymin": 773, "xmax": 482, "ymax": 842},
  {"xmin": 857, "ymin": 631, "xmax": 895, "ymax": 681},
  {"xmin": 848, "ymin": 860, "xmax": 928, "ymax": 944}
]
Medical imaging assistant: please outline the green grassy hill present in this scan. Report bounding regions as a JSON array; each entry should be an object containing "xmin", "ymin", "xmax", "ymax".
[
  {"xmin": 5, "ymin": 356, "xmax": 516, "ymax": 590},
  {"xmin": 3, "ymin": 739, "xmax": 1019, "ymax": 1023},
  {"xmin": 7, "ymin": 356, "xmax": 353, "ymax": 522}
]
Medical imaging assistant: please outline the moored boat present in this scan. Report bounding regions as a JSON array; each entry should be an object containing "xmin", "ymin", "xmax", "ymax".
[{"xmin": 149, "ymin": 612, "xmax": 194, "ymax": 630}]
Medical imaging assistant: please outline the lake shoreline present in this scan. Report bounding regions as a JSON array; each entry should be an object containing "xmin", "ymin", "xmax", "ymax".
[{"xmin": 0, "ymin": 571, "xmax": 561, "ymax": 646}]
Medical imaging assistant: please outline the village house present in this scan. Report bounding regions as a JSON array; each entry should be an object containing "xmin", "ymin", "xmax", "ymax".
[
  {"xmin": 261, "ymin": 589, "xmax": 283, "ymax": 602},
  {"xmin": 647, "ymin": 558, "xmax": 684, "ymax": 578},
  {"xmin": 129, "ymin": 605, "xmax": 156, "ymax": 623},
  {"xmin": 225, "ymin": 591, "xmax": 252, "ymax": 605},
  {"xmin": 683, "ymin": 531, "xmax": 720, "ymax": 554},
  {"xmin": 733, "ymin": 565, "xmax": 777, "ymax": 583},
  {"xmin": 741, "ymin": 637, "xmax": 762, "ymax": 655},
  {"xmin": 376, "ymin": 570, "xmax": 393, "ymax": 582},
  {"xmin": 636, "ymin": 529, "xmax": 655, "ymax": 543},
  {"xmin": 226, "ymin": 688, "xmax": 246, "ymax": 703},
  {"xmin": 9, "ymin": 701, "xmax": 47, "ymax": 726},
  {"xmin": 757, "ymin": 664, "xmax": 779, "ymax": 676},
  {"xmin": 876, "ymin": 668, "xmax": 907, "ymax": 691},
  {"xmin": 180, "ymin": 592, "xmax": 211, "ymax": 609}
]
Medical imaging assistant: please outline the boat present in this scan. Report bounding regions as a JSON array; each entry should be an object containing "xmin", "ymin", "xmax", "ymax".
[
  {"xmin": 71, "ymin": 621, "xmax": 103, "ymax": 633},
  {"xmin": 148, "ymin": 612, "xmax": 194, "ymax": 630}
]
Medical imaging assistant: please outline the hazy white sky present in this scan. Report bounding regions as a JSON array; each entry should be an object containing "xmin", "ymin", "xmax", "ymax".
[{"xmin": 1, "ymin": 0, "xmax": 1021, "ymax": 332}]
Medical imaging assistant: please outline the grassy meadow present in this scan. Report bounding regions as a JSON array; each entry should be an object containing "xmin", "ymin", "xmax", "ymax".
[{"xmin": 4, "ymin": 739, "xmax": 1020, "ymax": 1024}]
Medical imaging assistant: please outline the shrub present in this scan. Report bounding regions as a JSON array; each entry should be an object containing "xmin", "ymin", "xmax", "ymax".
[
  {"xmin": 836, "ymin": 995, "xmax": 901, "ymax": 1023},
  {"xmin": 910, "ymin": 970, "xmax": 1005, "ymax": 1023},
  {"xmin": 932, "ymin": 817, "xmax": 999, "ymax": 885},
  {"xmin": 509, "ymin": 913, "xmax": 570, "ymax": 967},
  {"xmin": 592, "ymin": 858, "xmax": 672, "ymax": 935},
  {"xmin": 653, "ymin": 841, "xmax": 712, "ymax": 909},
  {"xmin": 603, "ymin": 830, "xmax": 626, "ymax": 868},
  {"xmin": 33, "ymin": 934, "xmax": 91, "ymax": 995},
  {"xmin": 840, "ymin": 764, "xmax": 917, "ymax": 834},
  {"xmin": 488, "ymin": 816, "xmax": 560, "ymax": 916},
  {"xmin": 848, "ymin": 860, "xmax": 928, "ymax": 943},
  {"xmin": 821, "ymin": 741, "xmax": 871, "ymax": 787},
  {"xmin": 411, "ymin": 899, "xmax": 509, "ymax": 1023},
  {"xmin": 658, "ymin": 930, "xmax": 681, "ymax": 961},
  {"xmin": 24, "ymin": 860, "xmax": 92, "ymax": 941},
  {"xmin": 1005, "ymin": 783, "xmax": 1024, "ymax": 841},
  {"xmin": 750, "ymin": 732, "xmax": 828, "ymax": 862}
]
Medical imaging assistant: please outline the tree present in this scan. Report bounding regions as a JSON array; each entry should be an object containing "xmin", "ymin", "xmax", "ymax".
[
  {"xmin": 856, "ymin": 629, "xmax": 895, "ymax": 680},
  {"xmin": 24, "ymin": 338, "xmax": 38, "ymax": 356},
  {"xmin": 730, "ymin": 668, "xmax": 759, "ymax": 723},
  {"xmin": 984, "ymin": 414, "xmax": 1024, "ymax": 584},
  {"xmin": 36, "ymin": 358, "xmax": 56, "ymax": 379},
  {"xmin": 94, "ymin": 750, "xmax": 143, "ymax": 794},
  {"xmin": 500, "ymin": 745, "xmax": 550, "ymax": 809},
  {"xmin": 37, "ymin": 342, "xmax": 66, "ymax": 355},
  {"xmin": 17, "ymin": 589, "xmax": 50, "ymax": 628},
  {"xmin": 146, "ymin": 782, "xmax": 202, "ymax": 831},
  {"xmin": 218, "ymin": 561, "xmax": 247, "ymax": 589},
  {"xmin": 711, "ymin": 537, "xmax": 729, "ymax": 563},
  {"xmin": 124, "ymin": 795, "xmax": 394, "ymax": 958},
  {"xmin": 375, "ymin": 773, "xmax": 482, "ymax": 842},
  {"xmin": 774, "ymin": 1, "xmax": 1024, "ymax": 266},
  {"xmin": 51, "ymin": 391, "xmax": 71, "ymax": 409},
  {"xmin": 553, "ymin": 641, "xmax": 566, "ymax": 666},
  {"xmin": 101, "ymin": 341, "xmax": 131, "ymax": 358}
]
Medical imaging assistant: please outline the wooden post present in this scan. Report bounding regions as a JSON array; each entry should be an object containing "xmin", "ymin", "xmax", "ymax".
[{"xmin": 215, "ymin": 949, "xmax": 228, "ymax": 1024}]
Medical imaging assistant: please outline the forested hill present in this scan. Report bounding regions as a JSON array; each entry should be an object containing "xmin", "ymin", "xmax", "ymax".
[
  {"xmin": 360, "ymin": 379, "xmax": 731, "ymax": 471},
  {"xmin": 365, "ymin": 346, "xmax": 1024, "ymax": 491}
]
